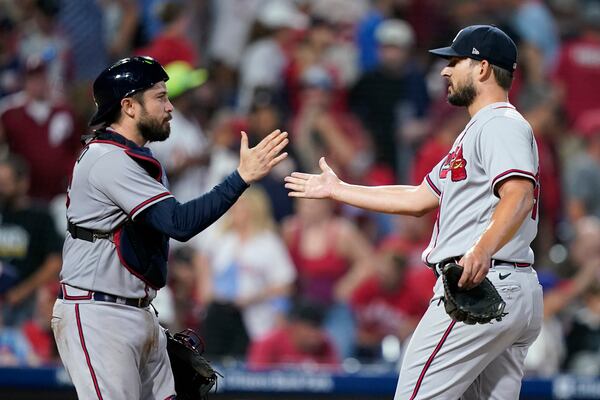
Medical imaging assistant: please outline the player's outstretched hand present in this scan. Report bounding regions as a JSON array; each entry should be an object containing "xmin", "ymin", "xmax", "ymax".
[
  {"xmin": 237, "ymin": 129, "xmax": 288, "ymax": 184},
  {"xmin": 284, "ymin": 157, "xmax": 340, "ymax": 199}
]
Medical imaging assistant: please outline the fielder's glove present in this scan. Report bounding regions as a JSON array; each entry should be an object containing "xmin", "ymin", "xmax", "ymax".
[
  {"xmin": 166, "ymin": 329, "xmax": 220, "ymax": 400},
  {"xmin": 441, "ymin": 263, "xmax": 507, "ymax": 325}
]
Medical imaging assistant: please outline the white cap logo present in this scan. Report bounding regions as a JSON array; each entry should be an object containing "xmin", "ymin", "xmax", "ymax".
[{"xmin": 472, "ymin": 47, "xmax": 480, "ymax": 55}]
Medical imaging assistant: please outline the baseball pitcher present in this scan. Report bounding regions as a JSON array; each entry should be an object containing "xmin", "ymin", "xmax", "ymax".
[{"xmin": 285, "ymin": 25, "xmax": 543, "ymax": 399}]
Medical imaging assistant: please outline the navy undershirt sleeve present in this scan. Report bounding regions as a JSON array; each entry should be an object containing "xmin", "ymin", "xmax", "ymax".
[{"xmin": 140, "ymin": 170, "xmax": 249, "ymax": 241}]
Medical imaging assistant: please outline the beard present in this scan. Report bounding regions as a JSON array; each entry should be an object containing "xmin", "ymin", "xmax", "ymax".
[
  {"xmin": 137, "ymin": 107, "xmax": 171, "ymax": 142},
  {"xmin": 447, "ymin": 76, "xmax": 477, "ymax": 107}
]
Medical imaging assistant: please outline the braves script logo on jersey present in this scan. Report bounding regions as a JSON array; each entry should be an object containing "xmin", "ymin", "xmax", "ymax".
[{"xmin": 439, "ymin": 145, "xmax": 468, "ymax": 181}]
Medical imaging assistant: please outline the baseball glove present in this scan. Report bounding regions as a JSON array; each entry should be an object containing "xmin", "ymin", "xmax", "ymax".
[
  {"xmin": 441, "ymin": 263, "xmax": 507, "ymax": 325},
  {"xmin": 166, "ymin": 329, "xmax": 220, "ymax": 400}
]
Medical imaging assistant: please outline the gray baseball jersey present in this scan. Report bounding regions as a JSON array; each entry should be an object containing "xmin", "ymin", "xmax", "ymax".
[
  {"xmin": 394, "ymin": 102, "xmax": 543, "ymax": 400},
  {"xmin": 422, "ymin": 102, "xmax": 539, "ymax": 265},
  {"xmin": 61, "ymin": 138, "xmax": 173, "ymax": 299}
]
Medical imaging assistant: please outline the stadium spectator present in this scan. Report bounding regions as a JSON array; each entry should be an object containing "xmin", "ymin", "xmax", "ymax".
[
  {"xmin": 518, "ymin": 86, "xmax": 562, "ymax": 261},
  {"xmin": 0, "ymin": 155, "xmax": 62, "ymax": 327},
  {"xmin": 160, "ymin": 246, "xmax": 202, "ymax": 333},
  {"xmin": 187, "ymin": 109, "xmax": 243, "ymax": 250},
  {"xmin": 135, "ymin": 0, "xmax": 199, "ymax": 67},
  {"xmin": 284, "ymin": 15, "xmax": 345, "ymax": 114},
  {"xmin": 282, "ymin": 197, "xmax": 373, "ymax": 358},
  {"xmin": 0, "ymin": 15, "xmax": 21, "ymax": 99},
  {"xmin": 523, "ymin": 271, "xmax": 566, "ymax": 377},
  {"xmin": 57, "ymin": 0, "xmax": 108, "ymax": 83},
  {"xmin": 208, "ymin": 0, "xmax": 265, "ymax": 70},
  {"xmin": 17, "ymin": 0, "xmax": 72, "ymax": 98},
  {"xmin": 0, "ymin": 320, "xmax": 39, "ymax": 366},
  {"xmin": 564, "ymin": 279, "xmax": 600, "ymax": 375},
  {"xmin": 247, "ymin": 298, "xmax": 339, "ymax": 370},
  {"xmin": 21, "ymin": 283, "xmax": 60, "ymax": 365},
  {"xmin": 57, "ymin": 0, "xmax": 108, "ymax": 130},
  {"xmin": 533, "ymin": 217, "xmax": 600, "ymax": 375},
  {"xmin": 206, "ymin": 0, "xmax": 266, "ymax": 109},
  {"xmin": 200, "ymin": 109, "xmax": 243, "ymax": 192},
  {"xmin": 350, "ymin": 247, "xmax": 434, "ymax": 361},
  {"xmin": 355, "ymin": 0, "xmax": 395, "ymax": 72},
  {"xmin": 350, "ymin": 19, "xmax": 429, "ymax": 181},
  {"xmin": 101, "ymin": 0, "xmax": 140, "ymax": 61},
  {"xmin": 149, "ymin": 61, "xmax": 210, "ymax": 203},
  {"xmin": 509, "ymin": 0, "xmax": 560, "ymax": 72},
  {"xmin": 292, "ymin": 65, "xmax": 371, "ymax": 180},
  {"xmin": 378, "ymin": 215, "xmax": 438, "ymax": 270},
  {"xmin": 237, "ymin": 0, "xmax": 307, "ymax": 112},
  {"xmin": 246, "ymin": 91, "xmax": 296, "ymax": 222},
  {"xmin": 566, "ymin": 110, "xmax": 600, "ymax": 222},
  {"xmin": 410, "ymin": 101, "xmax": 468, "ymax": 185},
  {"xmin": 553, "ymin": 0, "xmax": 600, "ymax": 127},
  {"xmin": 0, "ymin": 57, "xmax": 80, "ymax": 201},
  {"xmin": 199, "ymin": 187, "xmax": 296, "ymax": 357},
  {"xmin": 306, "ymin": 3, "xmax": 364, "ymax": 89}
]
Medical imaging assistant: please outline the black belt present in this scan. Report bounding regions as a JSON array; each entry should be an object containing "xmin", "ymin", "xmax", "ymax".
[
  {"xmin": 58, "ymin": 287, "xmax": 151, "ymax": 308},
  {"xmin": 428, "ymin": 257, "xmax": 532, "ymax": 278},
  {"xmin": 68, "ymin": 221, "xmax": 112, "ymax": 242}
]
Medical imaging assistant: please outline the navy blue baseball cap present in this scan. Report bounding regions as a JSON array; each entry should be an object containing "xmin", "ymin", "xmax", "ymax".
[{"xmin": 429, "ymin": 25, "xmax": 517, "ymax": 75}]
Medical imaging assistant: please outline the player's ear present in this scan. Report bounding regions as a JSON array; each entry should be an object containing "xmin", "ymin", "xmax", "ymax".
[
  {"xmin": 478, "ymin": 60, "xmax": 493, "ymax": 81},
  {"xmin": 121, "ymin": 98, "xmax": 135, "ymax": 118}
]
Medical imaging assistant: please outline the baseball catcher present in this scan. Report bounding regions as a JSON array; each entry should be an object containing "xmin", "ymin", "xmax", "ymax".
[{"xmin": 51, "ymin": 55, "xmax": 287, "ymax": 399}]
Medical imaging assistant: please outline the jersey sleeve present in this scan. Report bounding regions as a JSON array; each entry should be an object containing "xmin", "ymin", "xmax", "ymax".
[
  {"xmin": 423, "ymin": 157, "xmax": 445, "ymax": 198},
  {"xmin": 478, "ymin": 116, "xmax": 537, "ymax": 197},
  {"xmin": 89, "ymin": 150, "xmax": 173, "ymax": 219}
]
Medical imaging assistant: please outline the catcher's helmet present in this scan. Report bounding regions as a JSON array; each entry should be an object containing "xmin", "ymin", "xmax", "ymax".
[{"xmin": 89, "ymin": 56, "xmax": 169, "ymax": 126}]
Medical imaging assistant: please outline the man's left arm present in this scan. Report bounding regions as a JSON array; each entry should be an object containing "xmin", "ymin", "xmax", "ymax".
[
  {"xmin": 6, "ymin": 211, "xmax": 63, "ymax": 305},
  {"xmin": 6, "ymin": 253, "xmax": 61, "ymax": 305},
  {"xmin": 458, "ymin": 178, "xmax": 535, "ymax": 288}
]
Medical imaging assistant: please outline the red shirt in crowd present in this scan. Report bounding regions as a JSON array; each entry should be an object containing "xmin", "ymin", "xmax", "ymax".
[
  {"xmin": 0, "ymin": 94, "xmax": 80, "ymax": 200},
  {"xmin": 247, "ymin": 326, "xmax": 339, "ymax": 369},
  {"xmin": 350, "ymin": 267, "xmax": 435, "ymax": 339},
  {"xmin": 553, "ymin": 34, "xmax": 600, "ymax": 126},
  {"xmin": 135, "ymin": 35, "xmax": 199, "ymax": 67},
  {"xmin": 286, "ymin": 219, "xmax": 349, "ymax": 305}
]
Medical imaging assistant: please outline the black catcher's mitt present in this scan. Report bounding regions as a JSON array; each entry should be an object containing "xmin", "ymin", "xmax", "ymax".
[
  {"xmin": 441, "ymin": 263, "xmax": 507, "ymax": 325},
  {"xmin": 166, "ymin": 329, "xmax": 219, "ymax": 400}
]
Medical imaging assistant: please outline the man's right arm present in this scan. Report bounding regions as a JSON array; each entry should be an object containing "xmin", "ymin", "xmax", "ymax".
[
  {"xmin": 331, "ymin": 180, "xmax": 439, "ymax": 216},
  {"xmin": 284, "ymin": 157, "xmax": 439, "ymax": 217}
]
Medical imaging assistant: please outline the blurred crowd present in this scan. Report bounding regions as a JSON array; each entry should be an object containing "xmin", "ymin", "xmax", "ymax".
[{"xmin": 0, "ymin": 0, "xmax": 600, "ymax": 376}]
